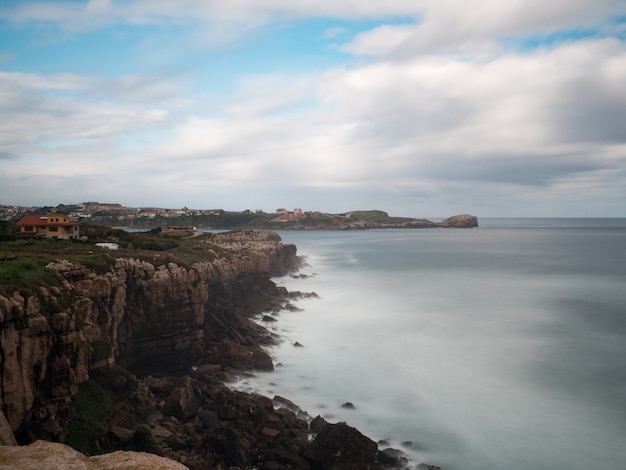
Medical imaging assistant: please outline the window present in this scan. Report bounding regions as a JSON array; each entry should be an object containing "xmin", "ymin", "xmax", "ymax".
[{"xmin": 48, "ymin": 227, "xmax": 58, "ymax": 232}]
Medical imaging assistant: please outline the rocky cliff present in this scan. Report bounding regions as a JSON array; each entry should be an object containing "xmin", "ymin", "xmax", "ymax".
[
  {"xmin": 0, "ymin": 229, "xmax": 435, "ymax": 469},
  {"xmin": 0, "ymin": 230, "xmax": 297, "ymax": 443}
]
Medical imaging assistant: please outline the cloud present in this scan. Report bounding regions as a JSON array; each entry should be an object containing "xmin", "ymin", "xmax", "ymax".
[
  {"xmin": 1, "ymin": 1, "xmax": 625, "ymax": 215},
  {"xmin": 319, "ymin": 37, "xmax": 626, "ymax": 192},
  {"xmin": 340, "ymin": 24, "xmax": 415, "ymax": 56},
  {"xmin": 3, "ymin": 1, "xmax": 624, "ymax": 49},
  {"xmin": 0, "ymin": 71, "xmax": 170, "ymax": 163}
]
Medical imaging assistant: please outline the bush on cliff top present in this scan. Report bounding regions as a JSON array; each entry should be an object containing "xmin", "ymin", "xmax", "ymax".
[
  {"xmin": 0, "ymin": 258, "xmax": 61, "ymax": 297},
  {"xmin": 68, "ymin": 253, "xmax": 116, "ymax": 275}
]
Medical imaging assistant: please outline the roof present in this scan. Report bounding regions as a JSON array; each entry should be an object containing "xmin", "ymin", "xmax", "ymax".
[
  {"xmin": 17, "ymin": 214, "xmax": 80, "ymax": 227},
  {"xmin": 16, "ymin": 215, "xmax": 48, "ymax": 226}
]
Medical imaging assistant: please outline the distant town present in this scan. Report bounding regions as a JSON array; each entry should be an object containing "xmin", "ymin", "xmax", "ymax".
[
  {"xmin": 0, "ymin": 202, "xmax": 306, "ymax": 224},
  {"xmin": 1, "ymin": 203, "xmax": 477, "ymax": 232}
]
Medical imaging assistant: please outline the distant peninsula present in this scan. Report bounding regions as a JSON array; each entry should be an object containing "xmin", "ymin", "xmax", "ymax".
[{"xmin": 0, "ymin": 204, "xmax": 478, "ymax": 230}]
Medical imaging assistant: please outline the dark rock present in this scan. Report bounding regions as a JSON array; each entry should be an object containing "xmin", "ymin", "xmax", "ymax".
[
  {"xmin": 147, "ymin": 376, "xmax": 178, "ymax": 396},
  {"xmin": 164, "ymin": 377, "xmax": 200, "ymax": 422},
  {"xmin": 302, "ymin": 422, "xmax": 379, "ymax": 470},
  {"xmin": 109, "ymin": 425, "xmax": 134, "ymax": 441},
  {"xmin": 417, "ymin": 464, "xmax": 442, "ymax": 470},
  {"xmin": 341, "ymin": 402, "xmax": 356, "ymax": 409},
  {"xmin": 262, "ymin": 315, "xmax": 278, "ymax": 322},
  {"xmin": 0, "ymin": 411, "xmax": 17, "ymax": 446},
  {"xmin": 273, "ymin": 395, "xmax": 301, "ymax": 413},
  {"xmin": 378, "ymin": 447, "xmax": 408, "ymax": 466},
  {"xmin": 293, "ymin": 342, "xmax": 304, "ymax": 347},
  {"xmin": 309, "ymin": 415, "xmax": 328, "ymax": 433},
  {"xmin": 165, "ymin": 432, "xmax": 189, "ymax": 451}
]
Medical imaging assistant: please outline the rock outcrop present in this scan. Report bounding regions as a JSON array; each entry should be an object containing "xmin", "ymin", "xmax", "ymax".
[
  {"xmin": 0, "ymin": 440, "xmax": 189, "ymax": 470},
  {"xmin": 438, "ymin": 214, "xmax": 479, "ymax": 228}
]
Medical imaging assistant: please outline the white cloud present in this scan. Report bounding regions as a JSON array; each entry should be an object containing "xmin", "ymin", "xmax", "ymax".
[
  {"xmin": 1, "ymin": 1, "xmax": 626, "ymax": 215},
  {"xmin": 340, "ymin": 24, "xmax": 415, "ymax": 56},
  {"xmin": 4, "ymin": 1, "xmax": 625, "ymax": 47},
  {"xmin": 0, "ymin": 71, "xmax": 170, "ymax": 163}
]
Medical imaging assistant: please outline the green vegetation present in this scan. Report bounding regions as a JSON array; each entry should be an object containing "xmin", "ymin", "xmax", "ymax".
[
  {"xmin": 0, "ymin": 257, "xmax": 61, "ymax": 298},
  {"xmin": 0, "ymin": 221, "xmax": 17, "ymax": 241},
  {"xmin": 130, "ymin": 424, "xmax": 159, "ymax": 453},
  {"xmin": 111, "ymin": 364, "xmax": 138, "ymax": 392},
  {"xmin": 67, "ymin": 253, "xmax": 116, "ymax": 274},
  {"xmin": 65, "ymin": 379, "xmax": 113, "ymax": 455},
  {"xmin": 90, "ymin": 339, "xmax": 112, "ymax": 364},
  {"xmin": 65, "ymin": 365, "xmax": 140, "ymax": 455}
]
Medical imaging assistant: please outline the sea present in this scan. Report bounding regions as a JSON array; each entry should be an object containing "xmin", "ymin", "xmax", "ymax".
[{"xmin": 232, "ymin": 218, "xmax": 626, "ymax": 470}]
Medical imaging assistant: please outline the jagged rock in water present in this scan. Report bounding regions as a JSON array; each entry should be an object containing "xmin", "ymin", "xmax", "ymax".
[
  {"xmin": 378, "ymin": 447, "xmax": 409, "ymax": 467},
  {"xmin": 302, "ymin": 422, "xmax": 379, "ymax": 470}
]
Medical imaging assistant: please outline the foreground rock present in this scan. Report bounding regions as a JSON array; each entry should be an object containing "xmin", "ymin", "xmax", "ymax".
[{"xmin": 0, "ymin": 440, "xmax": 189, "ymax": 470}]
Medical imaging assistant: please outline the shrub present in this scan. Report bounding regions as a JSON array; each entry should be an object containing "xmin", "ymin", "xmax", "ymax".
[
  {"xmin": 90, "ymin": 340, "xmax": 112, "ymax": 363},
  {"xmin": 70, "ymin": 254, "xmax": 115, "ymax": 275},
  {"xmin": 64, "ymin": 379, "xmax": 113, "ymax": 455},
  {"xmin": 0, "ymin": 258, "xmax": 61, "ymax": 297}
]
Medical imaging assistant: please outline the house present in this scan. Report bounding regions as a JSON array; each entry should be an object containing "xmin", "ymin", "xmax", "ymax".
[{"xmin": 17, "ymin": 214, "xmax": 80, "ymax": 240}]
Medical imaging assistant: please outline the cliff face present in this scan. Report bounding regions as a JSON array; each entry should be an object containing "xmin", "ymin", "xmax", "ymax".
[{"xmin": 0, "ymin": 230, "xmax": 298, "ymax": 443}]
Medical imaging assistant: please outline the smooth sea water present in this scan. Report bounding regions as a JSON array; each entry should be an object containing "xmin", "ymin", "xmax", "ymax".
[{"xmin": 233, "ymin": 218, "xmax": 626, "ymax": 470}]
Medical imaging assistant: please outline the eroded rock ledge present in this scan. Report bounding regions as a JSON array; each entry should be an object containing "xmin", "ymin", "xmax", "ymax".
[{"xmin": 0, "ymin": 229, "xmax": 437, "ymax": 469}]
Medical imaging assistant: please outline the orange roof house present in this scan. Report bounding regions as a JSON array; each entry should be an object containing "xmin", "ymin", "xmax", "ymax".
[{"xmin": 17, "ymin": 214, "xmax": 80, "ymax": 240}]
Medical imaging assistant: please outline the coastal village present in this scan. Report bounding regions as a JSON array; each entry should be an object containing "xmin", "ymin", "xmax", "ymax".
[
  {"xmin": 0, "ymin": 202, "xmax": 294, "ymax": 221},
  {"xmin": 1, "ymin": 202, "xmax": 310, "ymax": 231}
]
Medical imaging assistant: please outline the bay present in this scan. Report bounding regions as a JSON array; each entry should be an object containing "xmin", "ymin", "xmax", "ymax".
[{"xmin": 234, "ymin": 218, "xmax": 626, "ymax": 470}]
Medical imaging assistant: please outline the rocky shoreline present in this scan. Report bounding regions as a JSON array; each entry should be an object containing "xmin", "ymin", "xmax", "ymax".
[{"xmin": 0, "ymin": 229, "xmax": 440, "ymax": 469}]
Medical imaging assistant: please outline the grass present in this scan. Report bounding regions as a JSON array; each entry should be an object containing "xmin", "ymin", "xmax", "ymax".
[
  {"xmin": 67, "ymin": 253, "xmax": 116, "ymax": 275},
  {"xmin": 0, "ymin": 257, "xmax": 62, "ymax": 298},
  {"xmin": 90, "ymin": 339, "xmax": 112, "ymax": 364},
  {"xmin": 64, "ymin": 365, "xmax": 140, "ymax": 455},
  {"xmin": 64, "ymin": 379, "xmax": 113, "ymax": 455},
  {"xmin": 0, "ymin": 224, "xmax": 254, "ymax": 297}
]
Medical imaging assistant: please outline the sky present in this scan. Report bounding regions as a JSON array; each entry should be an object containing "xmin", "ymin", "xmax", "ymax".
[{"xmin": 1, "ymin": 1, "xmax": 626, "ymax": 217}]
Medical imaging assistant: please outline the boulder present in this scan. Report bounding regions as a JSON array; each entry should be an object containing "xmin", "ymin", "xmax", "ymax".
[
  {"xmin": 302, "ymin": 422, "xmax": 379, "ymax": 470},
  {"xmin": 164, "ymin": 377, "xmax": 199, "ymax": 423},
  {"xmin": 378, "ymin": 447, "xmax": 408, "ymax": 466}
]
